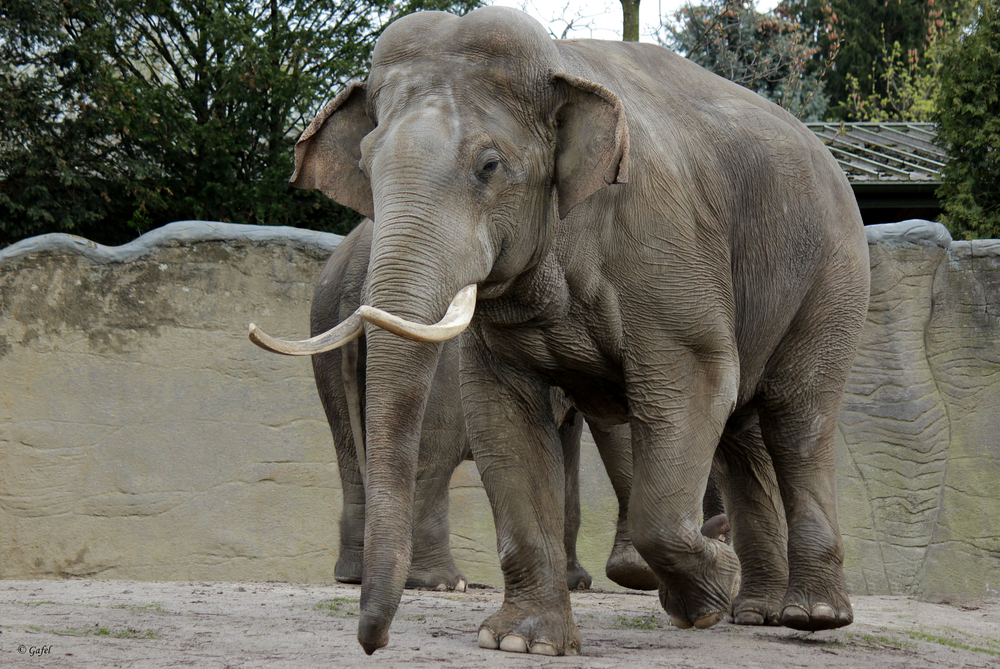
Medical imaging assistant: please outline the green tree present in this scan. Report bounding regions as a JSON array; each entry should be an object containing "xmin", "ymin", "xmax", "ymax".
[
  {"xmin": 0, "ymin": 0, "xmax": 133, "ymax": 244},
  {"xmin": 0, "ymin": 0, "xmax": 479, "ymax": 248},
  {"xmin": 662, "ymin": 0, "xmax": 829, "ymax": 120},
  {"xmin": 841, "ymin": 31, "xmax": 942, "ymax": 121},
  {"xmin": 778, "ymin": 0, "xmax": 969, "ymax": 120},
  {"xmin": 934, "ymin": 2, "xmax": 1000, "ymax": 239}
]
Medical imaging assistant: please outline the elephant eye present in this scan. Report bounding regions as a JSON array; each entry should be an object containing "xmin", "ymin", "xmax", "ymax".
[{"xmin": 477, "ymin": 159, "xmax": 500, "ymax": 182}]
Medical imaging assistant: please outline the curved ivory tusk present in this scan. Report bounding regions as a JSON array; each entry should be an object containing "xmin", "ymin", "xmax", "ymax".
[
  {"xmin": 357, "ymin": 284, "xmax": 477, "ymax": 343},
  {"xmin": 248, "ymin": 311, "xmax": 364, "ymax": 356}
]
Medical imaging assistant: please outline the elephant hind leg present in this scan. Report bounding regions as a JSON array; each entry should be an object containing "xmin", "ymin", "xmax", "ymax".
[
  {"xmin": 588, "ymin": 421, "xmax": 658, "ymax": 591},
  {"xmin": 559, "ymin": 407, "xmax": 593, "ymax": 591},
  {"xmin": 716, "ymin": 411, "xmax": 788, "ymax": 626},
  {"xmin": 756, "ymin": 273, "xmax": 866, "ymax": 631}
]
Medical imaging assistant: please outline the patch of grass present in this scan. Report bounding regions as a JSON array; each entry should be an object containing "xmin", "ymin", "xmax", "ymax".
[
  {"xmin": 27, "ymin": 625, "xmax": 42, "ymax": 632},
  {"xmin": 616, "ymin": 615, "xmax": 659, "ymax": 630},
  {"xmin": 15, "ymin": 600, "xmax": 58, "ymax": 606},
  {"xmin": 904, "ymin": 630, "xmax": 1000, "ymax": 656},
  {"xmin": 936, "ymin": 626, "xmax": 1000, "ymax": 649},
  {"xmin": 113, "ymin": 627, "xmax": 159, "ymax": 639},
  {"xmin": 88, "ymin": 625, "xmax": 159, "ymax": 639},
  {"xmin": 315, "ymin": 597, "xmax": 359, "ymax": 617},
  {"xmin": 405, "ymin": 614, "xmax": 427, "ymax": 622},
  {"xmin": 53, "ymin": 628, "xmax": 93, "ymax": 637},
  {"xmin": 857, "ymin": 633, "xmax": 914, "ymax": 650}
]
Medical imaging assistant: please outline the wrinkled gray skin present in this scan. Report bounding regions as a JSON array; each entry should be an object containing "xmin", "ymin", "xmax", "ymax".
[
  {"xmin": 291, "ymin": 6, "xmax": 869, "ymax": 656},
  {"xmin": 311, "ymin": 219, "xmax": 659, "ymax": 592}
]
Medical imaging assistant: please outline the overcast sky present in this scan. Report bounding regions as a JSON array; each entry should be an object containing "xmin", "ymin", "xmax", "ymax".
[{"xmin": 488, "ymin": 0, "xmax": 779, "ymax": 43}]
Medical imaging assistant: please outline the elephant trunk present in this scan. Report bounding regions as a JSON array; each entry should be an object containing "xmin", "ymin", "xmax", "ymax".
[
  {"xmin": 356, "ymin": 325, "xmax": 441, "ymax": 654},
  {"xmin": 355, "ymin": 231, "xmax": 483, "ymax": 654}
]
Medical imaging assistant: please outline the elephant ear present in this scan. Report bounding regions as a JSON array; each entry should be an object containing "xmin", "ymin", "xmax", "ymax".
[
  {"xmin": 552, "ymin": 73, "xmax": 630, "ymax": 219},
  {"xmin": 290, "ymin": 81, "xmax": 375, "ymax": 220}
]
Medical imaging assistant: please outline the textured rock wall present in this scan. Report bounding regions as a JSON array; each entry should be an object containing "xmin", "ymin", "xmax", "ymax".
[
  {"xmin": 0, "ymin": 223, "xmax": 343, "ymax": 581},
  {"xmin": 837, "ymin": 222, "xmax": 1000, "ymax": 599},
  {"xmin": 1, "ymin": 220, "xmax": 998, "ymax": 597}
]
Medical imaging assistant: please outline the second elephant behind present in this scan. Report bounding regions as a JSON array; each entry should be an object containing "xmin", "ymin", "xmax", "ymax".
[{"xmin": 310, "ymin": 219, "xmax": 693, "ymax": 592}]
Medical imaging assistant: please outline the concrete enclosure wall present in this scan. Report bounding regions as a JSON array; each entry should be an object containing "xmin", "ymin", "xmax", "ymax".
[{"xmin": 1, "ymin": 220, "xmax": 998, "ymax": 598}]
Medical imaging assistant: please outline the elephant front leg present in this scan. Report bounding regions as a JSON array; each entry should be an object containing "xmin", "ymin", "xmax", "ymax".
[
  {"xmin": 626, "ymin": 353, "xmax": 742, "ymax": 629},
  {"xmin": 336, "ymin": 484, "xmax": 367, "ymax": 584},
  {"xmin": 462, "ymin": 345, "xmax": 580, "ymax": 656},
  {"xmin": 312, "ymin": 348, "xmax": 366, "ymax": 585}
]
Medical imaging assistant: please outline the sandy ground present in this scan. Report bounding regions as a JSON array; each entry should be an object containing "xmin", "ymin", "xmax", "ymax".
[{"xmin": 1, "ymin": 580, "xmax": 999, "ymax": 668}]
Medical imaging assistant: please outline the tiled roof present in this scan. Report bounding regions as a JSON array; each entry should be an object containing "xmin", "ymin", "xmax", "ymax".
[{"xmin": 807, "ymin": 122, "xmax": 945, "ymax": 185}]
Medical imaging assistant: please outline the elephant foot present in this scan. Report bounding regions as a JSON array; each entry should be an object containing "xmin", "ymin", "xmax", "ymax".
[
  {"xmin": 334, "ymin": 547, "xmax": 364, "ymax": 584},
  {"xmin": 405, "ymin": 562, "xmax": 467, "ymax": 592},
  {"xmin": 780, "ymin": 584, "xmax": 853, "ymax": 631},
  {"xmin": 566, "ymin": 559, "xmax": 593, "ymax": 591},
  {"xmin": 605, "ymin": 543, "xmax": 658, "ymax": 591},
  {"xmin": 478, "ymin": 600, "xmax": 581, "ymax": 656},
  {"xmin": 657, "ymin": 540, "xmax": 741, "ymax": 629}
]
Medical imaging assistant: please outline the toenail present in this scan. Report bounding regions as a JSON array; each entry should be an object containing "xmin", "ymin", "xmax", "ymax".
[
  {"xmin": 530, "ymin": 641, "xmax": 559, "ymax": 655},
  {"xmin": 478, "ymin": 628, "xmax": 499, "ymax": 650},
  {"xmin": 812, "ymin": 604, "xmax": 835, "ymax": 619},
  {"xmin": 499, "ymin": 634, "xmax": 529, "ymax": 653},
  {"xmin": 781, "ymin": 605, "xmax": 809, "ymax": 625},
  {"xmin": 694, "ymin": 612, "xmax": 724, "ymax": 629},
  {"xmin": 734, "ymin": 611, "xmax": 765, "ymax": 626},
  {"xmin": 670, "ymin": 615, "xmax": 693, "ymax": 629},
  {"xmin": 455, "ymin": 579, "xmax": 467, "ymax": 593}
]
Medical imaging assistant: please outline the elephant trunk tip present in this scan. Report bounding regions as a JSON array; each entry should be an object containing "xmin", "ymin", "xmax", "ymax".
[{"xmin": 358, "ymin": 615, "xmax": 390, "ymax": 655}]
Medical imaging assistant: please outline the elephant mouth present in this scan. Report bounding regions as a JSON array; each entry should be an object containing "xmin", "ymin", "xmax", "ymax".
[
  {"xmin": 248, "ymin": 284, "xmax": 477, "ymax": 356},
  {"xmin": 476, "ymin": 277, "xmax": 515, "ymax": 300}
]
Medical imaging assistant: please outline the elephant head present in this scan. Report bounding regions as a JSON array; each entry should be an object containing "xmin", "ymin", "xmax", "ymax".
[{"xmin": 250, "ymin": 6, "xmax": 628, "ymax": 654}]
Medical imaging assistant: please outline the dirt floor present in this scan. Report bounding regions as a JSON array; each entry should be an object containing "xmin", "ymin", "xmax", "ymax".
[{"xmin": 1, "ymin": 580, "xmax": 999, "ymax": 668}]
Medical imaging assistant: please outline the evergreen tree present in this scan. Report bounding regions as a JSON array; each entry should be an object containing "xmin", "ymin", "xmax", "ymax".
[
  {"xmin": 0, "ymin": 0, "xmax": 480, "ymax": 248},
  {"xmin": 663, "ymin": 0, "xmax": 828, "ymax": 120},
  {"xmin": 0, "ymin": 0, "xmax": 134, "ymax": 244},
  {"xmin": 934, "ymin": 2, "xmax": 1000, "ymax": 239}
]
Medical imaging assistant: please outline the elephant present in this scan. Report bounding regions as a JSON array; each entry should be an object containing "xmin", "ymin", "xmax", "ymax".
[
  {"xmin": 308, "ymin": 217, "xmax": 660, "ymax": 592},
  {"xmin": 249, "ymin": 5, "xmax": 869, "ymax": 657}
]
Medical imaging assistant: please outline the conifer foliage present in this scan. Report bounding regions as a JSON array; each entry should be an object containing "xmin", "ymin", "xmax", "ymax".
[{"xmin": 934, "ymin": 3, "xmax": 1000, "ymax": 239}]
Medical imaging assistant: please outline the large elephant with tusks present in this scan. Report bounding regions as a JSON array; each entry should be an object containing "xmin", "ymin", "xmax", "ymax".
[{"xmin": 250, "ymin": 6, "xmax": 869, "ymax": 657}]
